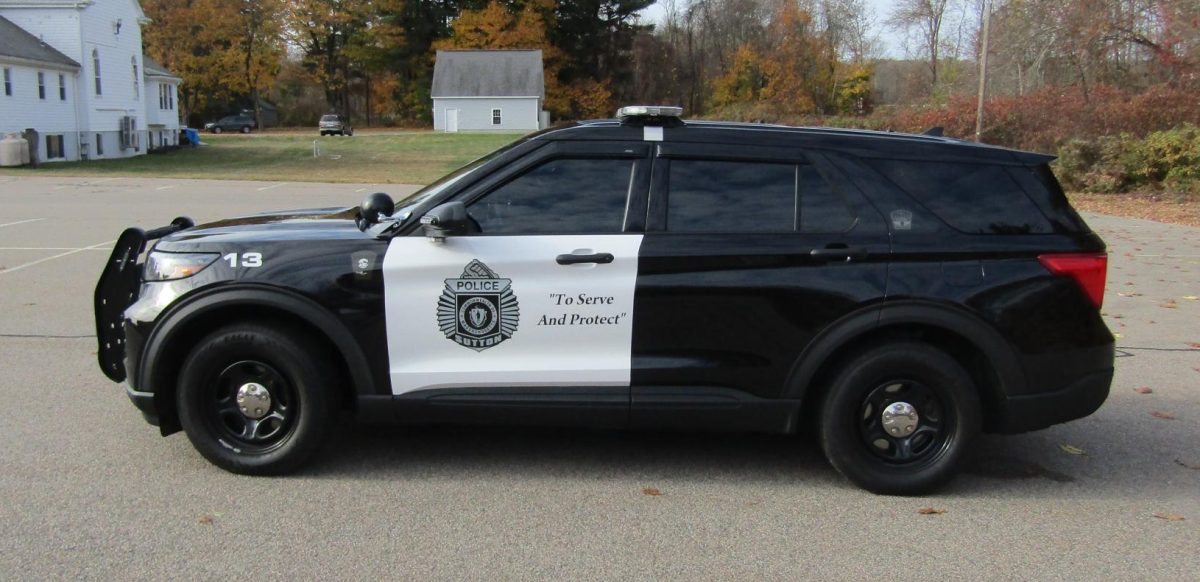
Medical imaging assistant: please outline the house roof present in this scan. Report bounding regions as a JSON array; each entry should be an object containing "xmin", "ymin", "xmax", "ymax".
[
  {"xmin": 141, "ymin": 54, "xmax": 180, "ymax": 80},
  {"xmin": 432, "ymin": 50, "xmax": 544, "ymax": 99},
  {"xmin": 0, "ymin": 15, "xmax": 80, "ymax": 69}
]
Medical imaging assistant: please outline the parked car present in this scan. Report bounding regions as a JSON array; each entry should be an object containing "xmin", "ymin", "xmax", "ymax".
[
  {"xmin": 204, "ymin": 114, "xmax": 256, "ymax": 134},
  {"xmin": 95, "ymin": 105, "xmax": 1113, "ymax": 495},
  {"xmin": 319, "ymin": 114, "xmax": 352, "ymax": 136}
]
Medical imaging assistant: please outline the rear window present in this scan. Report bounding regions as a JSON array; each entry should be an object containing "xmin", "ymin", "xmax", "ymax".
[
  {"xmin": 869, "ymin": 159, "xmax": 1053, "ymax": 234},
  {"xmin": 321, "ymin": 115, "xmax": 339, "ymax": 122}
]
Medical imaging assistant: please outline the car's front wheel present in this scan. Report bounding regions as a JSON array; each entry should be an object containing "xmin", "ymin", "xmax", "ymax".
[
  {"xmin": 176, "ymin": 323, "xmax": 337, "ymax": 475},
  {"xmin": 212, "ymin": 126, "xmax": 222, "ymax": 134},
  {"xmin": 818, "ymin": 342, "xmax": 981, "ymax": 495}
]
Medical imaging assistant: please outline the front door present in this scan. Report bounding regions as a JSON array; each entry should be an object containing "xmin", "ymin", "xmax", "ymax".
[
  {"xmin": 445, "ymin": 108, "xmax": 459, "ymax": 133},
  {"xmin": 382, "ymin": 142, "xmax": 651, "ymax": 423}
]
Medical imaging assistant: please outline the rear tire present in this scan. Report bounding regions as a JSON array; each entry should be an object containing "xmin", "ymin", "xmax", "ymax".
[
  {"xmin": 240, "ymin": 125, "xmax": 251, "ymax": 134},
  {"xmin": 818, "ymin": 342, "xmax": 981, "ymax": 495},
  {"xmin": 177, "ymin": 323, "xmax": 337, "ymax": 475},
  {"xmin": 212, "ymin": 127, "xmax": 222, "ymax": 134}
]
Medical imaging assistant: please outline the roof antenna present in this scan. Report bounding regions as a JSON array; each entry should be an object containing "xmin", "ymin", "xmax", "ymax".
[{"xmin": 922, "ymin": 126, "xmax": 945, "ymax": 137}]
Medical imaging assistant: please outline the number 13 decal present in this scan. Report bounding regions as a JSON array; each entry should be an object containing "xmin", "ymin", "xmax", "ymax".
[{"xmin": 223, "ymin": 252, "xmax": 263, "ymax": 268}]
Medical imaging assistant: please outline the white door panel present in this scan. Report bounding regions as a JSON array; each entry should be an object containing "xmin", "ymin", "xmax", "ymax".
[{"xmin": 383, "ymin": 234, "xmax": 643, "ymax": 395}]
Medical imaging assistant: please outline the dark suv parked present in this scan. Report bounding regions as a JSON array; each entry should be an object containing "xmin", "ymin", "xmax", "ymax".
[
  {"xmin": 205, "ymin": 114, "xmax": 256, "ymax": 134},
  {"xmin": 95, "ymin": 106, "xmax": 1112, "ymax": 495}
]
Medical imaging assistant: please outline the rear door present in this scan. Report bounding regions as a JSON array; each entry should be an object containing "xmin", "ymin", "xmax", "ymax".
[
  {"xmin": 382, "ymin": 141, "xmax": 650, "ymax": 423},
  {"xmin": 632, "ymin": 143, "xmax": 890, "ymax": 423}
]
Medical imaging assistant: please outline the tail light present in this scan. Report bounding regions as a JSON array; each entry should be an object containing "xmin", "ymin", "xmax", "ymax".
[{"xmin": 1038, "ymin": 253, "xmax": 1108, "ymax": 308}]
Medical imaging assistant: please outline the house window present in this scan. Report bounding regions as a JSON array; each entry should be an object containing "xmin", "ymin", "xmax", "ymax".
[
  {"xmin": 131, "ymin": 57, "xmax": 138, "ymax": 99},
  {"xmin": 45, "ymin": 135, "xmax": 65, "ymax": 159},
  {"xmin": 168, "ymin": 85, "xmax": 174, "ymax": 109},
  {"xmin": 38, "ymin": 72, "xmax": 45, "ymax": 99},
  {"xmin": 58, "ymin": 74, "xmax": 66, "ymax": 100},
  {"xmin": 93, "ymin": 49, "xmax": 102, "ymax": 95},
  {"xmin": 3, "ymin": 67, "xmax": 10, "ymax": 96},
  {"xmin": 95, "ymin": 133, "xmax": 104, "ymax": 156},
  {"xmin": 491, "ymin": 108, "xmax": 502, "ymax": 125}
]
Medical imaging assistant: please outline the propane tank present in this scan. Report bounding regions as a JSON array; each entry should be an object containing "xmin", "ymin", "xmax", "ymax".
[{"xmin": 0, "ymin": 133, "xmax": 29, "ymax": 167}]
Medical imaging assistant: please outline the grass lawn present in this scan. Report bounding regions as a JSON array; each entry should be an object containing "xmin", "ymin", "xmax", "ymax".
[{"xmin": 0, "ymin": 131, "xmax": 522, "ymax": 184}]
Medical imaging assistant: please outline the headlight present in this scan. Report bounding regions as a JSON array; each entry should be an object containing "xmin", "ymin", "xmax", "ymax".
[{"xmin": 143, "ymin": 251, "xmax": 219, "ymax": 281}]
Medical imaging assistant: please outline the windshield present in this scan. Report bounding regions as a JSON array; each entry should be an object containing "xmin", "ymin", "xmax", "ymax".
[
  {"xmin": 392, "ymin": 136, "xmax": 530, "ymax": 221},
  {"xmin": 320, "ymin": 115, "xmax": 339, "ymax": 122}
]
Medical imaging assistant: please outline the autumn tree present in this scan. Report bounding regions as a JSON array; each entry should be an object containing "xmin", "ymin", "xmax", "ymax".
[
  {"xmin": 888, "ymin": 0, "xmax": 956, "ymax": 94},
  {"xmin": 285, "ymin": 0, "xmax": 372, "ymax": 117}
]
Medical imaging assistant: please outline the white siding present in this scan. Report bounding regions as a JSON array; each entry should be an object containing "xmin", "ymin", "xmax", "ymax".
[
  {"xmin": 0, "ymin": 61, "xmax": 80, "ymax": 162},
  {"xmin": 433, "ymin": 97, "xmax": 540, "ymax": 132}
]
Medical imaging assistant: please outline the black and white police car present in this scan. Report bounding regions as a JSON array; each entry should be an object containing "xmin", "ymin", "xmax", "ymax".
[{"xmin": 96, "ymin": 106, "xmax": 1114, "ymax": 495}]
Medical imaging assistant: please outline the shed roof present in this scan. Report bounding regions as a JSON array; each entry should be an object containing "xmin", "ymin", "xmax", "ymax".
[
  {"xmin": 432, "ymin": 50, "xmax": 544, "ymax": 99},
  {"xmin": 0, "ymin": 15, "xmax": 79, "ymax": 69},
  {"xmin": 142, "ymin": 54, "xmax": 181, "ymax": 80}
]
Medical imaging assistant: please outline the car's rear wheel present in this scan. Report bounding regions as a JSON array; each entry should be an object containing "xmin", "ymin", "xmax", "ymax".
[
  {"xmin": 212, "ymin": 126, "xmax": 222, "ymax": 134},
  {"xmin": 176, "ymin": 323, "xmax": 336, "ymax": 475},
  {"xmin": 818, "ymin": 342, "xmax": 981, "ymax": 495},
  {"xmin": 240, "ymin": 125, "xmax": 251, "ymax": 134},
  {"xmin": 346, "ymin": 129, "xmax": 353, "ymax": 136}
]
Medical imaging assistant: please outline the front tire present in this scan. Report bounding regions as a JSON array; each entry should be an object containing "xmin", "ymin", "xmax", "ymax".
[
  {"xmin": 212, "ymin": 126, "xmax": 223, "ymax": 134},
  {"xmin": 819, "ymin": 342, "xmax": 981, "ymax": 495},
  {"xmin": 176, "ymin": 323, "xmax": 337, "ymax": 475}
]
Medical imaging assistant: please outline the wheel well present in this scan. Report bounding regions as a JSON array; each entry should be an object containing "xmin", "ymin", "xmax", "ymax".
[
  {"xmin": 151, "ymin": 304, "xmax": 356, "ymax": 434},
  {"xmin": 800, "ymin": 324, "xmax": 1007, "ymax": 433}
]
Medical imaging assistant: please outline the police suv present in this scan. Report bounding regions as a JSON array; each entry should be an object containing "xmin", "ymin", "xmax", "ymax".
[{"xmin": 96, "ymin": 106, "xmax": 1114, "ymax": 495}]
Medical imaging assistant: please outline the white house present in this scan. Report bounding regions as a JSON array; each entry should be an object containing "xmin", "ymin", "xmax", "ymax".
[
  {"xmin": 0, "ymin": 0, "xmax": 181, "ymax": 163},
  {"xmin": 431, "ymin": 49, "xmax": 545, "ymax": 132}
]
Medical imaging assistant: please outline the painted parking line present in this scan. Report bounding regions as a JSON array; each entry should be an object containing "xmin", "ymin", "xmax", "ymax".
[
  {"xmin": 0, "ymin": 218, "xmax": 45, "ymax": 228},
  {"xmin": 155, "ymin": 185, "xmax": 176, "ymax": 191},
  {"xmin": 256, "ymin": 182, "xmax": 288, "ymax": 191},
  {"xmin": 0, "ymin": 240, "xmax": 114, "ymax": 276},
  {"xmin": 0, "ymin": 246, "xmax": 111, "ymax": 251}
]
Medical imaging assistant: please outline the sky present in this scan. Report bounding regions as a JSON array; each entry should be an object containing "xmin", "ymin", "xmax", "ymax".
[{"xmin": 636, "ymin": 0, "xmax": 907, "ymax": 58}]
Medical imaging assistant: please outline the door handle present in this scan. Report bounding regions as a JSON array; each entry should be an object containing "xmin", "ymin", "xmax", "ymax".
[
  {"xmin": 556, "ymin": 252, "xmax": 615, "ymax": 265},
  {"xmin": 809, "ymin": 246, "xmax": 868, "ymax": 262}
]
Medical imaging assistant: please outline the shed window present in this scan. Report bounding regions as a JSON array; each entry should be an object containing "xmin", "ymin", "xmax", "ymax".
[
  {"xmin": 3, "ymin": 67, "xmax": 10, "ymax": 96},
  {"xmin": 38, "ymin": 72, "xmax": 45, "ymax": 99},
  {"xmin": 92, "ymin": 49, "xmax": 102, "ymax": 95},
  {"xmin": 491, "ymin": 108, "xmax": 502, "ymax": 125},
  {"xmin": 58, "ymin": 74, "xmax": 66, "ymax": 100}
]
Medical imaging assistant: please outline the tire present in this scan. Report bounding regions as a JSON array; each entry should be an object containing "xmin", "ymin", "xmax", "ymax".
[
  {"xmin": 818, "ymin": 342, "xmax": 981, "ymax": 495},
  {"xmin": 212, "ymin": 127, "xmax": 222, "ymax": 134},
  {"xmin": 176, "ymin": 323, "xmax": 337, "ymax": 475},
  {"xmin": 346, "ymin": 129, "xmax": 353, "ymax": 136},
  {"xmin": 240, "ymin": 126, "xmax": 251, "ymax": 134},
  {"xmin": 320, "ymin": 131, "xmax": 326, "ymax": 136}
]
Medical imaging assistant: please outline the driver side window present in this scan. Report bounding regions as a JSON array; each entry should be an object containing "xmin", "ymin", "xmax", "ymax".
[{"xmin": 467, "ymin": 157, "xmax": 635, "ymax": 235}]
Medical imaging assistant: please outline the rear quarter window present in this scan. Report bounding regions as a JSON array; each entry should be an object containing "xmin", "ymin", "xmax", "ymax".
[{"xmin": 869, "ymin": 159, "xmax": 1053, "ymax": 234}]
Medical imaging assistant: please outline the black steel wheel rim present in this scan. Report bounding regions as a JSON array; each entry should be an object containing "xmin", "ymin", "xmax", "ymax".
[
  {"xmin": 203, "ymin": 360, "xmax": 298, "ymax": 454},
  {"xmin": 857, "ymin": 379, "xmax": 954, "ymax": 466}
]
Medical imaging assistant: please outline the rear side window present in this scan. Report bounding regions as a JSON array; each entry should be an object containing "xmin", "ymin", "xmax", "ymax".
[
  {"xmin": 666, "ymin": 160, "xmax": 854, "ymax": 233},
  {"xmin": 869, "ymin": 159, "xmax": 1052, "ymax": 234}
]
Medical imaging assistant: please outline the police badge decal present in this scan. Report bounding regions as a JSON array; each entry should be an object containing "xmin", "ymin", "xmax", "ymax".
[{"xmin": 437, "ymin": 259, "xmax": 520, "ymax": 351}]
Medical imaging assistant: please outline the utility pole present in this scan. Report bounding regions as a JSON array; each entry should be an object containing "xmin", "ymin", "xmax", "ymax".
[{"xmin": 974, "ymin": 0, "xmax": 992, "ymax": 142}]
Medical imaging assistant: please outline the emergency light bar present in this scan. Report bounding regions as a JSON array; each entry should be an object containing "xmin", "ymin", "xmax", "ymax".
[{"xmin": 616, "ymin": 105, "xmax": 683, "ymax": 120}]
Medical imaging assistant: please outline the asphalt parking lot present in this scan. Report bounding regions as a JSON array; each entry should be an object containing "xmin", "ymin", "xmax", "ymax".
[{"xmin": 1, "ymin": 175, "xmax": 1197, "ymax": 579}]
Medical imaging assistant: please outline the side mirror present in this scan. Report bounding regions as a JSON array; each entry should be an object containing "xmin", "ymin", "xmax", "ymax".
[
  {"xmin": 420, "ymin": 202, "xmax": 468, "ymax": 241},
  {"xmin": 359, "ymin": 192, "xmax": 395, "ymax": 226}
]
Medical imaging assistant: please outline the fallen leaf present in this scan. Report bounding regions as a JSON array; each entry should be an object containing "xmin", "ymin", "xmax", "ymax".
[
  {"xmin": 1059, "ymin": 444, "xmax": 1087, "ymax": 456},
  {"xmin": 1134, "ymin": 386, "xmax": 1153, "ymax": 394},
  {"xmin": 642, "ymin": 487, "xmax": 663, "ymax": 496},
  {"xmin": 197, "ymin": 515, "xmax": 214, "ymax": 525},
  {"xmin": 1187, "ymin": 342, "xmax": 1200, "ymax": 349},
  {"xmin": 1174, "ymin": 459, "xmax": 1200, "ymax": 470},
  {"xmin": 1160, "ymin": 300, "xmax": 1178, "ymax": 309},
  {"xmin": 1184, "ymin": 296, "xmax": 1198, "ymax": 301},
  {"xmin": 918, "ymin": 507, "xmax": 946, "ymax": 515},
  {"xmin": 1152, "ymin": 512, "xmax": 1186, "ymax": 522},
  {"xmin": 1113, "ymin": 332, "xmax": 1124, "ymax": 338},
  {"xmin": 1150, "ymin": 411, "xmax": 1177, "ymax": 420}
]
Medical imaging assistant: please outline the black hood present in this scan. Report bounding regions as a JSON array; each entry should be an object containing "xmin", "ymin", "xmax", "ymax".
[{"xmin": 158, "ymin": 207, "xmax": 367, "ymax": 246}]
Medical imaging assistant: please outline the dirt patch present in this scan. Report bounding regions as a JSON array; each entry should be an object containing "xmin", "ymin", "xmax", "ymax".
[{"xmin": 1069, "ymin": 193, "xmax": 1200, "ymax": 228}]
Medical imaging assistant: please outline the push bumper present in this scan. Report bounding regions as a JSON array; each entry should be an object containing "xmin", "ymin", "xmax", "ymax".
[{"xmin": 995, "ymin": 367, "xmax": 1113, "ymax": 433}]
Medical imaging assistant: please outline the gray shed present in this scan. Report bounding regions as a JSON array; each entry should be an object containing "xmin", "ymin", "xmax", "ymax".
[{"xmin": 431, "ymin": 49, "xmax": 545, "ymax": 132}]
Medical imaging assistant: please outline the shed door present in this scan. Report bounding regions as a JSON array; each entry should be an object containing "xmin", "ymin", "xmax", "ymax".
[{"xmin": 445, "ymin": 108, "xmax": 459, "ymax": 133}]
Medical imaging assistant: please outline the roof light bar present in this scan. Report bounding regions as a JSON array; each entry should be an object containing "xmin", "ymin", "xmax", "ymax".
[{"xmin": 616, "ymin": 105, "xmax": 683, "ymax": 120}]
